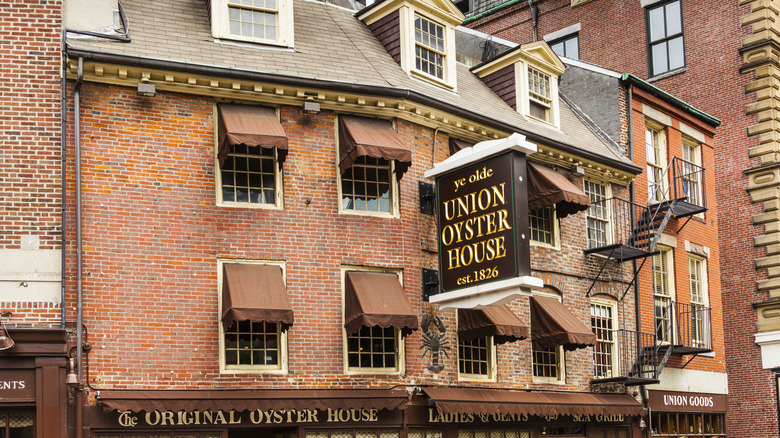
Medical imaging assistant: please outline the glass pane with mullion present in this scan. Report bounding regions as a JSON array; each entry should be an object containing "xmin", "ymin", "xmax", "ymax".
[
  {"xmin": 648, "ymin": 6, "xmax": 666, "ymax": 42},
  {"xmin": 667, "ymin": 36, "xmax": 684, "ymax": 71},
  {"xmin": 665, "ymin": 1, "xmax": 682, "ymax": 35},
  {"xmin": 652, "ymin": 42, "xmax": 668, "ymax": 76}
]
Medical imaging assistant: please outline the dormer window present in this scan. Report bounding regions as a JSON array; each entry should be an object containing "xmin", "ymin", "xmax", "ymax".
[
  {"xmin": 472, "ymin": 41, "xmax": 564, "ymax": 128},
  {"xmin": 528, "ymin": 67, "xmax": 552, "ymax": 122},
  {"xmin": 414, "ymin": 15, "xmax": 445, "ymax": 80},
  {"xmin": 229, "ymin": 0, "xmax": 278, "ymax": 40},
  {"xmin": 211, "ymin": 0, "xmax": 293, "ymax": 47},
  {"xmin": 357, "ymin": 0, "xmax": 463, "ymax": 90}
]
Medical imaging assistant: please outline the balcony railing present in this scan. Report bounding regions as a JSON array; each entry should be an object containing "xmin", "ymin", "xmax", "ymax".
[
  {"xmin": 592, "ymin": 329, "xmax": 659, "ymax": 385},
  {"xmin": 648, "ymin": 156, "xmax": 707, "ymax": 217},
  {"xmin": 654, "ymin": 300, "xmax": 712, "ymax": 353},
  {"xmin": 584, "ymin": 197, "xmax": 655, "ymax": 261}
]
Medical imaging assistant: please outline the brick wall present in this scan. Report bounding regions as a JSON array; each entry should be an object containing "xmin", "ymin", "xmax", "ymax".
[
  {"xmin": 66, "ymin": 83, "xmax": 633, "ymax": 394},
  {"xmin": 0, "ymin": 0, "xmax": 64, "ymax": 325}
]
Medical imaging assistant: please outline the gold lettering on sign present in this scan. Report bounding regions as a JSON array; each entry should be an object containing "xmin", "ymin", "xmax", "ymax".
[{"xmin": 119, "ymin": 408, "xmax": 377, "ymax": 427}]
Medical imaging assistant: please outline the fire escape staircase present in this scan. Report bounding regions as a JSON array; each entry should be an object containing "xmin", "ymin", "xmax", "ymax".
[{"xmin": 586, "ymin": 157, "xmax": 711, "ymax": 386}]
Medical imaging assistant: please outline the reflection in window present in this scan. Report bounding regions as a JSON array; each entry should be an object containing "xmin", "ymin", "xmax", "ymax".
[
  {"xmin": 228, "ymin": 0, "xmax": 278, "ymax": 40},
  {"xmin": 528, "ymin": 67, "xmax": 552, "ymax": 122},
  {"xmin": 458, "ymin": 336, "xmax": 491, "ymax": 377},
  {"xmin": 647, "ymin": 0, "xmax": 684, "ymax": 76},
  {"xmin": 347, "ymin": 325, "xmax": 398, "ymax": 369},
  {"xmin": 530, "ymin": 207, "xmax": 555, "ymax": 245},
  {"xmin": 549, "ymin": 34, "xmax": 579, "ymax": 60},
  {"xmin": 341, "ymin": 156, "xmax": 392, "ymax": 213},
  {"xmin": 650, "ymin": 412, "xmax": 725, "ymax": 437},
  {"xmin": 585, "ymin": 180, "xmax": 609, "ymax": 248},
  {"xmin": 221, "ymin": 144, "xmax": 278, "ymax": 205},
  {"xmin": 414, "ymin": 15, "xmax": 445, "ymax": 79},
  {"xmin": 224, "ymin": 320, "xmax": 281, "ymax": 367}
]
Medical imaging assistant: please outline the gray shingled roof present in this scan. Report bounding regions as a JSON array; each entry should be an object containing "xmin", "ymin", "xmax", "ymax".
[{"xmin": 66, "ymin": 0, "xmax": 635, "ymax": 170}]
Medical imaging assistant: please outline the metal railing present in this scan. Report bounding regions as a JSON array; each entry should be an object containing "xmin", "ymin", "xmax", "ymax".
[
  {"xmin": 593, "ymin": 329, "xmax": 658, "ymax": 382},
  {"xmin": 585, "ymin": 197, "xmax": 655, "ymax": 253},
  {"xmin": 673, "ymin": 301, "xmax": 712, "ymax": 350},
  {"xmin": 654, "ymin": 300, "xmax": 712, "ymax": 350},
  {"xmin": 648, "ymin": 156, "xmax": 706, "ymax": 209}
]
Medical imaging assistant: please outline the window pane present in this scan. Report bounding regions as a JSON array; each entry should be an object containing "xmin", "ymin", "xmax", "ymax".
[
  {"xmin": 564, "ymin": 37, "xmax": 579, "ymax": 60},
  {"xmin": 220, "ymin": 143, "xmax": 277, "ymax": 205},
  {"xmin": 648, "ymin": 6, "xmax": 665, "ymax": 42},
  {"xmin": 651, "ymin": 42, "xmax": 668, "ymax": 76},
  {"xmin": 668, "ymin": 36, "xmax": 684, "ymax": 70},
  {"xmin": 665, "ymin": 1, "xmax": 682, "ymax": 35}
]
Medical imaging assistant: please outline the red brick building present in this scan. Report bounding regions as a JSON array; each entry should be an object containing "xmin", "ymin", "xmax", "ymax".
[
  {"xmin": 461, "ymin": 0, "xmax": 769, "ymax": 436},
  {"xmin": 0, "ymin": 1, "xmax": 730, "ymax": 438}
]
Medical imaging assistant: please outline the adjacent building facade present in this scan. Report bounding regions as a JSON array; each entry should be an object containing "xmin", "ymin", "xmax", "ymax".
[
  {"xmin": 0, "ymin": 1, "xmax": 730, "ymax": 438},
  {"xmin": 460, "ymin": 0, "xmax": 771, "ymax": 436}
]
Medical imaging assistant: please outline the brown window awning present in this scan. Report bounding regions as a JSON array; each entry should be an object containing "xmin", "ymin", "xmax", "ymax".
[
  {"xmin": 424, "ymin": 387, "xmax": 643, "ymax": 417},
  {"xmin": 458, "ymin": 306, "xmax": 529, "ymax": 345},
  {"xmin": 221, "ymin": 263, "xmax": 294, "ymax": 331},
  {"xmin": 339, "ymin": 115, "xmax": 412, "ymax": 179},
  {"xmin": 217, "ymin": 104, "xmax": 289, "ymax": 166},
  {"xmin": 527, "ymin": 161, "xmax": 590, "ymax": 218},
  {"xmin": 98, "ymin": 389, "xmax": 409, "ymax": 413},
  {"xmin": 344, "ymin": 271, "xmax": 418, "ymax": 337},
  {"xmin": 449, "ymin": 137, "xmax": 473, "ymax": 155},
  {"xmin": 530, "ymin": 295, "xmax": 596, "ymax": 351}
]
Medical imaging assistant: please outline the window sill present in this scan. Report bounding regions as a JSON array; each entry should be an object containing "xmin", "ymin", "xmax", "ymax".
[
  {"xmin": 532, "ymin": 376, "xmax": 565, "ymax": 385},
  {"xmin": 531, "ymin": 241, "xmax": 560, "ymax": 251},
  {"xmin": 410, "ymin": 70, "xmax": 456, "ymax": 91},
  {"xmin": 213, "ymin": 35, "xmax": 293, "ymax": 50},
  {"xmin": 647, "ymin": 66, "xmax": 687, "ymax": 83},
  {"xmin": 218, "ymin": 201, "xmax": 283, "ymax": 210},
  {"xmin": 221, "ymin": 367, "xmax": 288, "ymax": 375},
  {"xmin": 339, "ymin": 209, "xmax": 399, "ymax": 219},
  {"xmin": 457, "ymin": 374, "xmax": 496, "ymax": 382}
]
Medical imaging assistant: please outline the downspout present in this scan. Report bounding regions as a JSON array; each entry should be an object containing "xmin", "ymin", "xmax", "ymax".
[
  {"xmin": 75, "ymin": 56, "xmax": 84, "ymax": 438},
  {"xmin": 60, "ymin": 31, "xmax": 68, "ymax": 328},
  {"xmin": 63, "ymin": 7, "xmax": 130, "ymax": 435},
  {"xmin": 627, "ymin": 83, "xmax": 649, "ymax": 436},
  {"xmin": 527, "ymin": 0, "xmax": 539, "ymax": 42}
]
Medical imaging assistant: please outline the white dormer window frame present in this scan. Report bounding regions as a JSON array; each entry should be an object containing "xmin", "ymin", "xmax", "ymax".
[
  {"xmin": 398, "ymin": 7, "xmax": 458, "ymax": 90},
  {"xmin": 211, "ymin": 0, "xmax": 294, "ymax": 48},
  {"xmin": 517, "ymin": 62, "xmax": 561, "ymax": 127}
]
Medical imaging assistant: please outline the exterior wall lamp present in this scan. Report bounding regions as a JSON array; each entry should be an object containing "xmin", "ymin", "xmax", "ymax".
[
  {"xmin": 0, "ymin": 311, "xmax": 14, "ymax": 351},
  {"xmin": 136, "ymin": 82, "xmax": 156, "ymax": 97},
  {"xmin": 303, "ymin": 97, "xmax": 320, "ymax": 114}
]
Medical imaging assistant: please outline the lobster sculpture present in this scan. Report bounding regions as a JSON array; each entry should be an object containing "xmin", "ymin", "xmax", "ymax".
[{"xmin": 420, "ymin": 312, "xmax": 450, "ymax": 373}]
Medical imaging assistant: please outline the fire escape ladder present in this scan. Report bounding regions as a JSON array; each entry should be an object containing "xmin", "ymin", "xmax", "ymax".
[{"xmin": 655, "ymin": 342, "xmax": 674, "ymax": 379}]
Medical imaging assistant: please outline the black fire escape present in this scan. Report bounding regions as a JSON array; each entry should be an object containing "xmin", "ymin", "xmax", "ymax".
[{"xmin": 585, "ymin": 157, "xmax": 712, "ymax": 386}]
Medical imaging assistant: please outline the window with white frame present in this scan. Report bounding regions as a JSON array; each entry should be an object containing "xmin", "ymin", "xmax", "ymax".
[
  {"xmin": 549, "ymin": 33, "xmax": 579, "ymax": 60},
  {"xmin": 211, "ymin": 0, "xmax": 293, "ymax": 46},
  {"xmin": 220, "ymin": 144, "xmax": 281, "ymax": 206},
  {"xmin": 652, "ymin": 248, "xmax": 674, "ymax": 344},
  {"xmin": 532, "ymin": 292, "xmax": 565, "ymax": 383},
  {"xmin": 689, "ymin": 255, "xmax": 709, "ymax": 348},
  {"xmin": 590, "ymin": 300, "xmax": 617, "ymax": 379},
  {"xmin": 532, "ymin": 346, "xmax": 563, "ymax": 381},
  {"xmin": 414, "ymin": 14, "xmax": 446, "ymax": 80},
  {"xmin": 682, "ymin": 136, "xmax": 703, "ymax": 208},
  {"xmin": 646, "ymin": 0, "xmax": 685, "ymax": 77},
  {"xmin": 340, "ymin": 156, "xmax": 395, "ymax": 214},
  {"xmin": 646, "ymin": 120, "xmax": 667, "ymax": 203},
  {"xmin": 342, "ymin": 267, "xmax": 407, "ymax": 374},
  {"xmin": 530, "ymin": 207, "xmax": 557, "ymax": 246},
  {"xmin": 458, "ymin": 335, "xmax": 495, "ymax": 379},
  {"xmin": 218, "ymin": 260, "xmax": 289, "ymax": 373},
  {"xmin": 585, "ymin": 180, "xmax": 610, "ymax": 249},
  {"xmin": 338, "ymin": 116, "xmax": 406, "ymax": 217},
  {"xmin": 528, "ymin": 67, "xmax": 552, "ymax": 122}
]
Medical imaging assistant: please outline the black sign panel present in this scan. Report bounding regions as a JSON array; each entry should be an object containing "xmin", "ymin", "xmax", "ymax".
[{"xmin": 436, "ymin": 152, "xmax": 529, "ymax": 293}]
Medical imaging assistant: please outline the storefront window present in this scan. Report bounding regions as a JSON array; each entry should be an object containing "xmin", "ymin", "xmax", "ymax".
[
  {"xmin": 459, "ymin": 429, "xmax": 528, "ymax": 438},
  {"xmin": 539, "ymin": 425, "xmax": 584, "ymax": 436},
  {"xmin": 0, "ymin": 412, "xmax": 34, "ymax": 438},
  {"xmin": 95, "ymin": 434, "xmax": 222, "ymax": 438},
  {"xmin": 650, "ymin": 412, "xmax": 725, "ymax": 437},
  {"xmin": 307, "ymin": 430, "xmax": 401, "ymax": 438}
]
